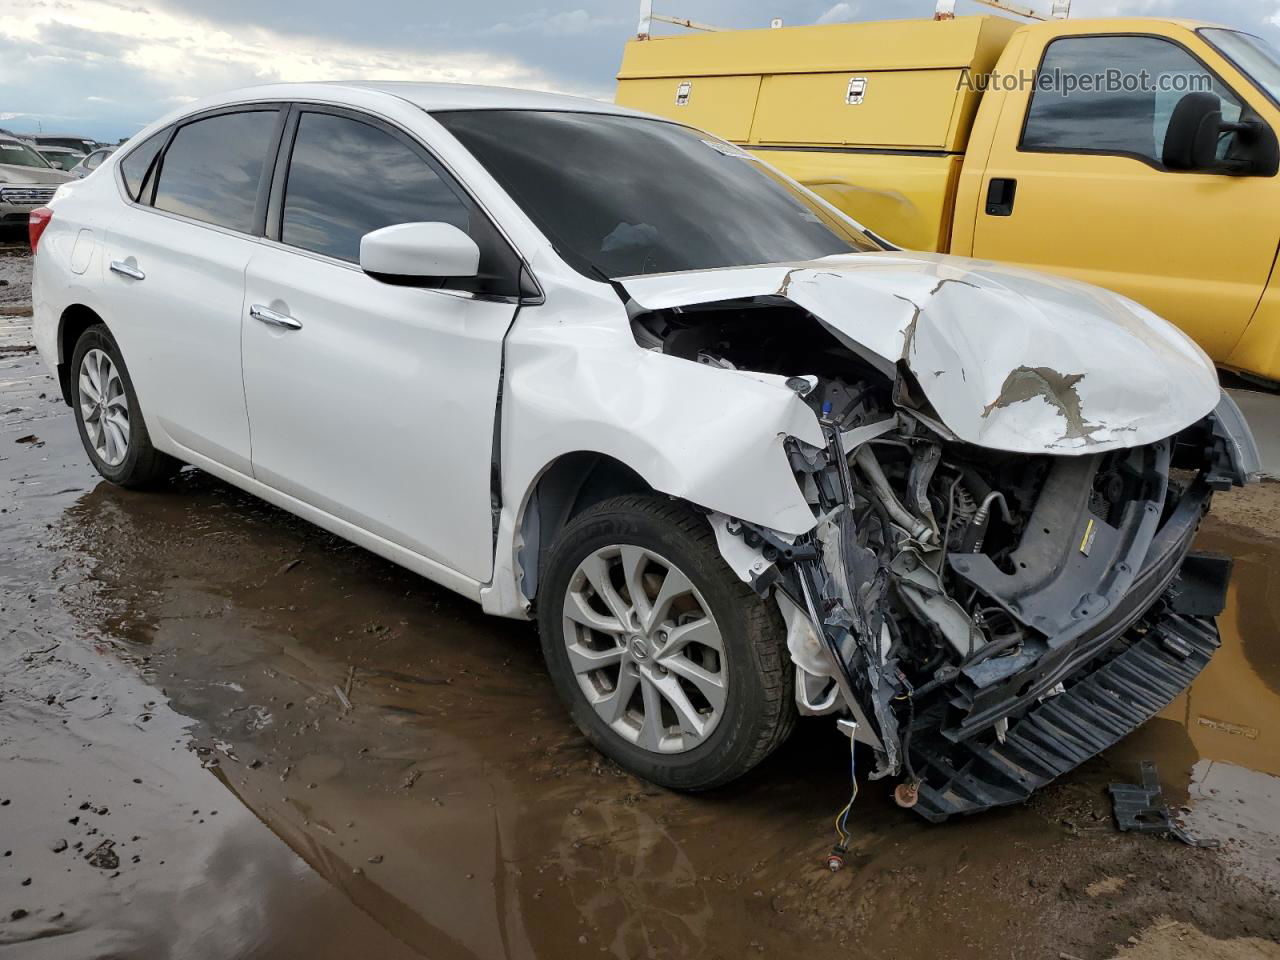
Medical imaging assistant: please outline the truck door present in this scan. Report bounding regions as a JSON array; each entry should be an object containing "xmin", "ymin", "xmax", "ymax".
[{"xmin": 968, "ymin": 31, "xmax": 1280, "ymax": 362}]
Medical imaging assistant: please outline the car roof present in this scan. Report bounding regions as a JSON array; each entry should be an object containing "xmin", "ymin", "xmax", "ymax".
[
  {"xmin": 118, "ymin": 81, "xmax": 664, "ymax": 155},
  {"xmin": 338, "ymin": 81, "xmax": 636, "ymax": 115},
  {"xmin": 177, "ymin": 81, "xmax": 647, "ymax": 119}
]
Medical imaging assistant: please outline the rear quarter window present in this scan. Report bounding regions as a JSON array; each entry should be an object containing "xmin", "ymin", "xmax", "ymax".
[{"xmin": 118, "ymin": 131, "xmax": 167, "ymax": 202}]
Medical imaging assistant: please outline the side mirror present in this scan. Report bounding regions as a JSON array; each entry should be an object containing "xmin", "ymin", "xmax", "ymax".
[
  {"xmin": 1163, "ymin": 92, "xmax": 1226, "ymax": 171},
  {"xmin": 359, "ymin": 222, "xmax": 480, "ymax": 285},
  {"xmin": 1164, "ymin": 92, "xmax": 1280, "ymax": 177}
]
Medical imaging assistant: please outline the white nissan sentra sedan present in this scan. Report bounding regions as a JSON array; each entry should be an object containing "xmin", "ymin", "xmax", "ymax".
[{"xmin": 30, "ymin": 83, "xmax": 1259, "ymax": 821}]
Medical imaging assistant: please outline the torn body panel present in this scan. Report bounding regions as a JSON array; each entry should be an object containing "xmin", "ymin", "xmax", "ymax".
[
  {"xmin": 620, "ymin": 251, "xmax": 1222, "ymax": 454},
  {"xmin": 479, "ymin": 262, "xmax": 824, "ymax": 619}
]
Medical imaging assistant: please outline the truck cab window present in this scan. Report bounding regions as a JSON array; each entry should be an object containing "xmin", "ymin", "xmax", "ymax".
[{"xmin": 1021, "ymin": 36, "xmax": 1244, "ymax": 167}]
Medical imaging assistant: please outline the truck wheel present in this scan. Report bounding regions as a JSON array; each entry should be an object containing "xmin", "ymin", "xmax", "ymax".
[
  {"xmin": 538, "ymin": 494, "xmax": 795, "ymax": 790},
  {"xmin": 70, "ymin": 324, "xmax": 180, "ymax": 488}
]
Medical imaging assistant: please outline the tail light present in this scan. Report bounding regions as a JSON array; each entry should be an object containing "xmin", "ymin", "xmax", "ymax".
[{"xmin": 29, "ymin": 207, "xmax": 53, "ymax": 253}]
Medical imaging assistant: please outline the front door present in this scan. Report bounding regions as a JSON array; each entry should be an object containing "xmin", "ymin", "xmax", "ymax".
[
  {"xmin": 241, "ymin": 107, "xmax": 521, "ymax": 582},
  {"xmin": 969, "ymin": 30, "xmax": 1280, "ymax": 362}
]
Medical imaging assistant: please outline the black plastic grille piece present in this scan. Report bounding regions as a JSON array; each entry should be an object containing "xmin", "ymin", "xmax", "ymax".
[{"xmin": 909, "ymin": 609, "xmax": 1219, "ymax": 823}]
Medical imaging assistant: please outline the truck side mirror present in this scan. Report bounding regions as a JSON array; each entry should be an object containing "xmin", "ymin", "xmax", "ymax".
[
  {"xmin": 1163, "ymin": 93, "xmax": 1226, "ymax": 171},
  {"xmin": 1163, "ymin": 91, "xmax": 1280, "ymax": 177}
]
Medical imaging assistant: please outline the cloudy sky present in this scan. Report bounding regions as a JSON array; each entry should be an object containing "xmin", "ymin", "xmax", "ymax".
[{"xmin": 2, "ymin": 0, "xmax": 1278, "ymax": 142}]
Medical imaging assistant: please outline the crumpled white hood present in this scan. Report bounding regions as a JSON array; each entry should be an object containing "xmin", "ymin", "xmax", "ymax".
[{"xmin": 620, "ymin": 252, "xmax": 1222, "ymax": 455}]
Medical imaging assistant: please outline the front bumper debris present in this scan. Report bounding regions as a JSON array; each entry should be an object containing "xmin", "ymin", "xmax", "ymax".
[
  {"xmin": 1109, "ymin": 760, "xmax": 1221, "ymax": 847},
  {"xmin": 907, "ymin": 554, "xmax": 1228, "ymax": 821},
  {"xmin": 715, "ymin": 385, "xmax": 1257, "ymax": 821}
]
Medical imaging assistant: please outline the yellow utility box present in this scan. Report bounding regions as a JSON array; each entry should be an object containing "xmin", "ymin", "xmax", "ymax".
[{"xmin": 616, "ymin": 17, "xmax": 1019, "ymax": 252}]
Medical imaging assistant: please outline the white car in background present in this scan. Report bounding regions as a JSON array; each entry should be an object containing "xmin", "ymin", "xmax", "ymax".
[
  {"xmin": 69, "ymin": 147, "xmax": 116, "ymax": 180},
  {"xmin": 28, "ymin": 83, "xmax": 1259, "ymax": 821}
]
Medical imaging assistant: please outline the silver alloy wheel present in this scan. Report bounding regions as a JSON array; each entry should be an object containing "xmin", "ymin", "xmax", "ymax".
[
  {"xmin": 78, "ymin": 348, "xmax": 130, "ymax": 467},
  {"xmin": 561, "ymin": 545, "xmax": 727, "ymax": 754}
]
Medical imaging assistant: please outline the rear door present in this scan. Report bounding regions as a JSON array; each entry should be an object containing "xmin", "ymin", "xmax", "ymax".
[
  {"xmin": 241, "ymin": 106, "xmax": 522, "ymax": 582},
  {"xmin": 968, "ymin": 31, "xmax": 1279, "ymax": 361},
  {"xmin": 101, "ymin": 107, "xmax": 284, "ymax": 473}
]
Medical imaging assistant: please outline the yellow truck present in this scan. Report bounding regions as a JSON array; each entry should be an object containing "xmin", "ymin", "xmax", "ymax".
[{"xmin": 615, "ymin": 7, "xmax": 1280, "ymax": 383}]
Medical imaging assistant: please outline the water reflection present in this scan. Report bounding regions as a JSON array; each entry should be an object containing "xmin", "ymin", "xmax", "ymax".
[{"xmin": 1155, "ymin": 526, "xmax": 1280, "ymax": 777}]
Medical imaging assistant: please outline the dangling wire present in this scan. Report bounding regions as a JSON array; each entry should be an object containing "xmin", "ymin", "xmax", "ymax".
[
  {"xmin": 827, "ymin": 731, "xmax": 859, "ymax": 871},
  {"xmin": 895, "ymin": 669, "xmax": 920, "ymax": 789}
]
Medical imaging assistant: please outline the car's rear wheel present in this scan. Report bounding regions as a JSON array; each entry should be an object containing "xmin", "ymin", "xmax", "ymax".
[
  {"xmin": 70, "ymin": 324, "xmax": 180, "ymax": 487},
  {"xmin": 538, "ymin": 494, "xmax": 795, "ymax": 790}
]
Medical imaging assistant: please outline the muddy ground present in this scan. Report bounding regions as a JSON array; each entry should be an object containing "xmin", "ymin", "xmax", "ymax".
[
  {"xmin": 0, "ymin": 244, "xmax": 31, "ymax": 314},
  {"xmin": 1, "ymin": 244, "xmax": 1278, "ymax": 959}
]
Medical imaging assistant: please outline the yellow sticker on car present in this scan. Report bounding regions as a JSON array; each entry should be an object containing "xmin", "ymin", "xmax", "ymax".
[{"xmin": 1079, "ymin": 518, "xmax": 1097, "ymax": 556}]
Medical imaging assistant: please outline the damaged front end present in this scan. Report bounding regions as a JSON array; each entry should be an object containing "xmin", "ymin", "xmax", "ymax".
[
  {"xmin": 755, "ymin": 388, "xmax": 1251, "ymax": 821},
  {"xmin": 624, "ymin": 258, "xmax": 1260, "ymax": 820}
]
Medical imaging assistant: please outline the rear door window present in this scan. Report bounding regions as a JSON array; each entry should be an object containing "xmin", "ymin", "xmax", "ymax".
[
  {"xmin": 153, "ymin": 110, "xmax": 279, "ymax": 232},
  {"xmin": 280, "ymin": 111, "xmax": 470, "ymax": 262}
]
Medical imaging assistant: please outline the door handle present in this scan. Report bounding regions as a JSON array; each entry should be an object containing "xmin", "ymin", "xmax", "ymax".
[
  {"xmin": 109, "ymin": 260, "xmax": 145, "ymax": 281},
  {"xmin": 985, "ymin": 178, "xmax": 1018, "ymax": 217},
  {"xmin": 249, "ymin": 304, "xmax": 303, "ymax": 331}
]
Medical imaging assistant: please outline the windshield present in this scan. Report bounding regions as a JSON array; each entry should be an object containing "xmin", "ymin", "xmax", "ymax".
[
  {"xmin": 36, "ymin": 137, "xmax": 97, "ymax": 152},
  {"xmin": 434, "ymin": 110, "xmax": 879, "ymax": 280},
  {"xmin": 1202, "ymin": 29, "xmax": 1280, "ymax": 107},
  {"xmin": 45, "ymin": 151, "xmax": 83, "ymax": 171},
  {"xmin": 0, "ymin": 139, "xmax": 52, "ymax": 169}
]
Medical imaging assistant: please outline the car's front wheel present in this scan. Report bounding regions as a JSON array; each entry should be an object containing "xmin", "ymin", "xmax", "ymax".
[
  {"xmin": 538, "ymin": 494, "xmax": 795, "ymax": 790},
  {"xmin": 70, "ymin": 324, "xmax": 180, "ymax": 487}
]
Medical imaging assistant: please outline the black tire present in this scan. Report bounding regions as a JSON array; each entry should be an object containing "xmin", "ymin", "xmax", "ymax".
[
  {"xmin": 69, "ymin": 324, "xmax": 181, "ymax": 488},
  {"xmin": 538, "ymin": 494, "xmax": 795, "ymax": 790}
]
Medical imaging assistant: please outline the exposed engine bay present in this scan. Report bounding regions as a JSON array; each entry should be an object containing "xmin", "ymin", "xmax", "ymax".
[{"xmin": 631, "ymin": 295, "xmax": 1256, "ymax": 821}]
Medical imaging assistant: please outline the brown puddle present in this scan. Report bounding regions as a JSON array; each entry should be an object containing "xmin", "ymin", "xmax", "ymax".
[
  {"xmin": 1180, "ymin": 524, "xmax": 1280, "ymax": 772},
  {"xmin": 3, "ymin": 312, "xmax": 1279, "ymax": 960},
  {"xmin": 1105, "ymin": 516, "xmax": 1280, "ymax": 880}
]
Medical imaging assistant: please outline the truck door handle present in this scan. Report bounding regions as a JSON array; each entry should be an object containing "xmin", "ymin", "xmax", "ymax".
[
  {"xmin": 249, "ymin": 304, "xmax": 303, "ymax": 331},
  {"xmin": 985, "ymin": 178, "xmax": 1018, "ymax": 217},
  {"xmin": 109, "ymin": 260, "xmax": 145, "ymax": 281}
]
